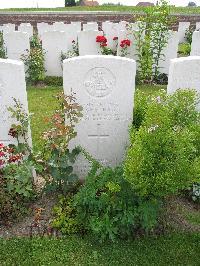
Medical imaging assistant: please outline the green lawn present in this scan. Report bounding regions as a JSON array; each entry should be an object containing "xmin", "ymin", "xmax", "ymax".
[
  {"xmin": 1, "ymin": 6, "xmax": 200, "ymax": 14},
  {"xmin": 0, "ymin": 233, "xmax": 199, "ymax": 265}
]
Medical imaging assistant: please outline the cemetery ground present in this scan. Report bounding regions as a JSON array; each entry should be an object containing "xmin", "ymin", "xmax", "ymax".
[{"xmin": 0, "ymin": 84, "xmax": 200, "ymax": 265}]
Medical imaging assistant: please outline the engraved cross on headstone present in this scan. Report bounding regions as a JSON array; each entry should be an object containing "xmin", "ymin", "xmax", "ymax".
[{"xmin": 88, "ymin": 123, "xmax": 109, "ymax": 153}]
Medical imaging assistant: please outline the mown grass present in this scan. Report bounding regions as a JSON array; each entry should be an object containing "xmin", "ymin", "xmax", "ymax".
[
  {"xmin": 1, "ymin": 6, "xmax": 200, "ymax": 14},
  {"xmin": 0, "ymin": 233, "xmax": 199, "ymax": 265}
]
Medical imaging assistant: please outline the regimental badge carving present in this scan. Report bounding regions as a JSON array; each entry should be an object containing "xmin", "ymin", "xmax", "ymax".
[{"xmin": 84, "ymin": 67, "xmax": 116, "ymax": 98}]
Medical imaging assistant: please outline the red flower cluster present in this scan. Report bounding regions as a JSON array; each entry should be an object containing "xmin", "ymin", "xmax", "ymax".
[
  {"xmin": 0, "ymin": 143, "xmax": 23, "ymax": 168},
  {"xmin": 120, "ymin": 39, "xmax": 131, "ymax": 48},
  {"xmin": 8, "ymin": 128, "xmax": 18, "ymax": 138},
  {"xmin": 96, "ymin": 36, "xmax": 107, "ymax": 43},
  {"xmin": 96, "ymin": 35, "xmax": 108, "ymax": 47}
]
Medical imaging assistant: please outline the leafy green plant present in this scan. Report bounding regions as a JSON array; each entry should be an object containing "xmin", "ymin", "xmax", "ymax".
[
  {"xmin": 185, "ymin": 27, "xmax": 194, "ymax": 45},
  {"xmin": 51, "ymin": 193, "xmax": 83, "ymax": 235},
  {"xmin": 178, "ymin": 43, "xmax": 191, "ymax": 56},
  {"xmin": 61, "ymin": 40, "xmax": 79, "ymax": 63},
  {"xmin": 125, "ymin": 89, "xmax": 200, "ymax": 198},
  {"xmin": 74, "ymin": 165, "xmax": 162, "ymax": 242},
  {"xmin": 22, "ymin": 35, "xmax": 45, "ymax": 84},
  {"xmin": 42, "ymin": 92, "xmax": 83, "ymax": 194},
  {"xmin": 43, "ymin": 76, "xmax": 63, "ymax": 86},
  {"xmin": 0, "ymin": 32, "xmax": 6, "ymax": 59},
  {"xmin": 132, "ymin": 0, "xmax": 174, "ymax": 83},
  {"xmin": 0, "ymin": 99, "xmax": 35, "ymax": 222}
]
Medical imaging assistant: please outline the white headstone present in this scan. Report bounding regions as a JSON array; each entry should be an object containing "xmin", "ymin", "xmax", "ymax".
[
  {"xmin": 41, "ymin": 30, "xmax": 68, "ymax": 76},
  {"xmin": 0, "ymin": 59, "xmax": 32, "ymax": 146},
  {"xmin": 71, "ymin": 21, "xmax": 82, "ymax": 32},
  {"xmin": 102, "ymin": 21, "xmax": 119, "ymax": 50},
  {"xmin": 167, "ymin": 57, "xmax": 200, "ymax": 110},
  {"xmin": 83, "ymin": 22, "xmax": 98, "ymax": 31},
  {"xmin": 53, "ymin": 22, "xmax": 67, "ymax": 31},
  {"xmin": 196, "ymin": 22, "xmax": 200, "ymax": 31},
  {"xmin": 178, "ymin": 22, "xmax": 190, "ymax": 43},
  {"xmin": 37, "ymin": 22, "xmax": 52, "ymax": 38},
  {"xmin": 63, "ymin": 55, "xmax": 136, "ymax": 178},
  {"xmin": 2, "ymin": 23, "xmax": 15, "ymax": 34},
  {"xmin": 191, "ymin": 31, "xmax": 200, "ymax": 56},
  {"xmin": 64, "ymin": 24, "xmax": 80, "ymax": 50},
  {"xmin": 78, "ymin": 30, "xmax": 103, "ymax": 56},
  {"xmin": 18, "ymin": 23, "xmax": 33, "ymax": 38},
  {"xmin": 117, "ymin": 30, "xmax": 137, "ymax": 61},
  {"xmin": 158, "ymin": 31, "xmax": 179, "ymax": 75},
  {"xmin": 4, "ymin": 31, "xmax": 30, "ymax": 61}
]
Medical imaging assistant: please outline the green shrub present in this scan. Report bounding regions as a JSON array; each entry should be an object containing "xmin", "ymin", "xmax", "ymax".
[
  {"xmin": 73, "ymin": 166, "xmax": 162, "ymax": 242},
  {"xmin": 22, "ymin": 35, "xmax": 45, "ymax": 84},
  {"xmin": 125, "ymin": 89, "xmax": 200, "ymax": 198},
  {"xmin": 51, "ymin": 194, "xmax": 82, "ymax": 235},
  {"xmin": 43, "ymin": 76, "xmax": 63, "ymax": 86},
  {"xmin": 178, "ymin": 43, "xmax": 191, "ymax": 56},
  {"xmin": 0, "ymin": 32, "xmax": 6, "ymax": 59}
]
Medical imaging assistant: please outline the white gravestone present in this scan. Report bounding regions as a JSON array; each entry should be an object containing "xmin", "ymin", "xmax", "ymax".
[
  {"xmin": 0, "ymin": 59, "xmax": 32, "ymax": 146},
  {"xmin": 117, "ymin": 30, "xmax": 138, "ymax": 61},
  {"xmin": 158, "ymin": 31, "xmax": 179, "ymax": 75},
  {"xmin": 78, "ymin": 30, "xmax": 103, "ymax": 56},
  {"xmin": 2, "ymin": 24, "xmax": 15, "ymax": 34},
  {"xmin": 178, "ymin": 22, "xmax": 190, "ymax": 43},
  {"xmin": 71, "ymin": 21, "xmax": 82, "ymax": 32},
  {"xmin": 102, "ymin": 22, "xmax": 119, "ymax": 50},
  {"xmin": 63, "ymin": 55, "xmax": 136, "ymax": 178},
  {"xmin": 191, "ymin": 31, "xmax": 200, "ymax": 56},
  {"xmin": 53, "ymin": 22, "xmax": 67, "ymax": 31},
  {"xmin": 18, "ymin": 23, "xmax": 33, "ymax": 38},
  {"xmin": 167, "ymin": 56, "xmax": 200, "ymax": 110},
  {"xmin": 4, "ymin": 31, "xmax": 30, "ymax": 61},
  {"xmin": 37, "ymin": 22, "xmax": 52, "ymax": 38},
  {"xmin": 41, "ymin": 31, "xmax": 69, "ymax": 76},
  {"xmin": 83, "ymin": 22, "xmax": 98, "ymax": 31},
  {"xmin": 64, "ymin": 24, "xmax": 81, "ymax": 50},
  {"xmin": 196, "ymin": 22, "xmax": 200, "ymax": 31}
]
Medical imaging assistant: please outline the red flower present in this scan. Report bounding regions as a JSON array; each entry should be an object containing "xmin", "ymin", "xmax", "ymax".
[
  {"xmin": 96, "ymin": 35, "xmax": 107, "ymax": 44},
  {"xmin": 100, "ymin": 43, "xmax": 107, "ymax": 47},
  {"xmin": 113, "ymin": 36, "xmax": 118, "ymax": 41},
  {"xmin": 8, "ymin": 128, "xmax": 18, "ymax": 138},
  {"xmin": 0, "ymin": 143, "xmax": 4, "ymax": 149},
  {"xmin": 0, "ymin": 159, "xmax": 4, "ymax": 166},
  {"xmin": 0, "ymin": 151, "xmax": 5, "ymax": 157},
  {"xmin": 120, "ymin": 39, "xmax": 131, "ymax": 48},
  {"xmin": 72, "ymin": 40, "xmax": 75, "ymax": 43},
  {"xmin": 8, "ymin": 154, "xmax": 22, "ymax": 163}
]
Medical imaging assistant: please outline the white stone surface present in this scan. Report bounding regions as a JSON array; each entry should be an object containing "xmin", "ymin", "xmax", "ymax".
[
  {"xmin": 0, "ymin": 24, "xmax": 15, "ymax": 34},
  {"xmin": 53, "ymin": 22, "xmax": 67, "ymax": 31},
  {"xmin": 37, "ymin": 22, "xmax": 52, "ymax": 38},
  {"xmin": 191, "ymin": 31, "xmax": 200, "ymax": 56},
  {"xmin": 18, "ymin": 23, "xmax": 33, "ymax": 38},
  {"xmin": 3, "ymin": 31, "xmax": 30, "ymax": 61},
  {"xmin": 158, "ymin": 31, "xmax": 179, "ymax": 74},
  {"xmin": 196, "ymin": 22, "xmax": 200, "ymax": 30},
  {"xmin": 63, "ymin": 55, "xmax": 136, "ymax": 178},
  {"xmin": 117, "ymin": 30, "xmax": 137, "ymax": 61},
  {"xmin": 78, "ymin": 30, "xmax": 103, "ymax": 56},
  {"xmin": 0, "ymin": 59, "xmax": 32, "ymax": 146},
  {"xmin": 71, "ymin": 21, "xmax": 82, "ymax": 32},
  {"xmin": 41, "ymin": 30, "xmax": 68, "ymax": 76},
  {"xmin": 83, "ymin": 22, "xmax": 98, "ymax": 31},
  {"xmin": 167, "ymin": 56, "xmax": 200, "ymax": 110},
  {"xmin": 102, "ymin": 21, "xmax": 119, "ymax": 50},
  {"xmin": 178, "ymin": 22, "xmax": 190, "ymax": 43}
]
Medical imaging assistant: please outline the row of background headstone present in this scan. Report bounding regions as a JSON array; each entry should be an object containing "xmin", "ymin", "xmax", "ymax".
[{"xmin": 1, "ymin": 21, "xmax": 200, "ymax": 77}]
